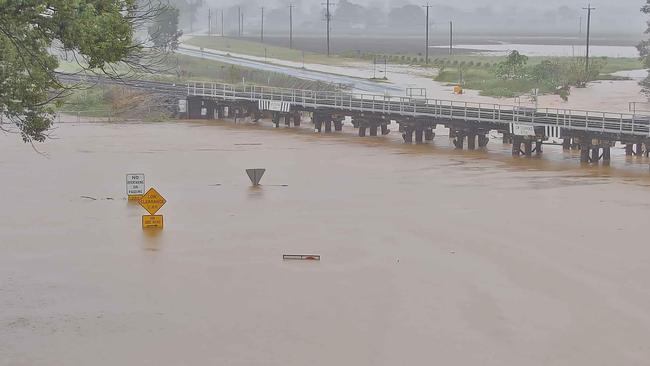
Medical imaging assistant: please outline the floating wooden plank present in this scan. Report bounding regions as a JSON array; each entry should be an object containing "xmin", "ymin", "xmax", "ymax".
[{"xmin": 283, "ymin": 254, "xmax": 321, "ymax": 261}]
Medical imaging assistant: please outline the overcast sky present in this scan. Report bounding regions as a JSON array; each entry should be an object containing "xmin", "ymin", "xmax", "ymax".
[{"xmin": 196, "ymin": 0, "xmax": 646, "ymax": 35}]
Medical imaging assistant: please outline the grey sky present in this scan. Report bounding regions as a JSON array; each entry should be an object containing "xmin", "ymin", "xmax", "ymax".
[{"xmin": 197, "ymin": 0, "xmax": 646, "ymax": 35}]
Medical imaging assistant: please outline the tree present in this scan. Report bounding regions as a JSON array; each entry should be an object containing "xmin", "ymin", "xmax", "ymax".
[
  {"xmin": 148, "ymin": 6, "xmax": 182, "ymax": 51},
  {"xmin": 495, "ymin": 50, "xmax": 528, "ymax": 80},
  {"xmin": 0, "ymin": 0, "xmax": 163, "ymax": 142},
  {"xmin": 637, "ymin": 1, "xmax": 650, "ymax": 93}
]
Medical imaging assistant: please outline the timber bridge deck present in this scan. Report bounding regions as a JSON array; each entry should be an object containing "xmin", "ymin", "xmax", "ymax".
[{"xmin": 187, "ymin": 81, "xmax": 650, "ymax": 164}]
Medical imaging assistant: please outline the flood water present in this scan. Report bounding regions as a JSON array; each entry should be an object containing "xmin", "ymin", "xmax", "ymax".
[{"xmin": 2, "ymin": 120, "xmax": 650, "ymax": 365}]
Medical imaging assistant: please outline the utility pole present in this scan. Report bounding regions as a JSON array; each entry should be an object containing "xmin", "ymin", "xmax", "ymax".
[
  {"xmin": 579, "ymin": 16, "xmax": 583, "ymax": 35},
  {"xmin": 208, "ymin": 8, "xmax": 212, "ymax": 35},
  {"xmin": 449, "ymin": 21, "xmax": 453, "ymax": 56},
  {"xmin": 423, "ymin": 3, "xmax": 432, "ymax": 64},
  {"xmin": 323, "ymin": 0, "xmax": 334, "ymax": 56},
  {"xmin": 221, "ymin": 9, "xmax": 224, "ymax": 37},
  {"xmin": 289, "ymin": 3, "xmax": 295, "ymax": 49},
  {"xmin": 238, "ymin": 7, "xmax": 241, "ymax": 37},
  {"xmin": 583, "ymin": 4, "xmax": 595, "ymax": 81},
  {"xmin": 260, "ymin": 7, "xmax": 264, "ymax": 43},
  {"xmin": 241, "ymin": 13, "xmax": 244, "ymax": 36}
]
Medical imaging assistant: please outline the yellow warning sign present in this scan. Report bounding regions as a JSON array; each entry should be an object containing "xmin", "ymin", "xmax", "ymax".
[
  {"xmin": 142, "ymin": 215, "xmax": 164, "ymax": 229},
  {"xmin": 139, "ymin": 188, "xmax": 167, "ymax": 215},
  {"xmin": 128, "ymin": 195, "xmax": 143, "ymax": 201}
]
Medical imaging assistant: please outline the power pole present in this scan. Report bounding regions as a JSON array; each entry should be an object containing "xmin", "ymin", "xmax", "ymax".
[
  {"xmin": 238, "ymin": 7, "xmax": 241, "ymax": 37},
  {"xmin": 289, "ymin": 3, "xmax": 295, "ymax": 49},
  {"xmin": 260, "ymin": 7, "xmax": 264, "ymax": 43},
  {"xmin": 221, "ymin": 9, "xmax": 224, "ymax": 37},
  {"xmin": 583, "ymin": 4, "xmax": 595, "ymax": 81},
  {"xmin": 323, "ymin": 0, "xmax": 334, "ymax": 56},
  {"xmin": 208, "ymin": 8, "xmax": 212, "ymax": 35},
  {"xmin": 579, "ymin": 16, "xmax": 583, "ymax": 35},
  {"xmin": 449, "ymin": 21, "xmax": 453, "ymax": 55},
  {"xmin": 241, "ymin": 12, "xmax": 244, "ymax": 36},
  {"xmin": 423, "ymin": 4, "xmax": 432, "ymax": 64}
]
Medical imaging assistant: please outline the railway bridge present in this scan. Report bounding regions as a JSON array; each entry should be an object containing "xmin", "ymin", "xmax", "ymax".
[{"xmin": 186, "ymin": 81, "xmax": 650, "ymax": 164}]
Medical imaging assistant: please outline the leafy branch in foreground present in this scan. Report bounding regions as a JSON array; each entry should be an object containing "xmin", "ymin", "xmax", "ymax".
[{"xmin": 0, "ymin": 0, "xmax": 170, "ymax": 142}]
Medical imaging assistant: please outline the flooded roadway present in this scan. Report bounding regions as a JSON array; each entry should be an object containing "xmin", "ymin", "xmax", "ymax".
[{"xmin": 2, "ymin": 120, "xmax": 650, "ymax": 365}]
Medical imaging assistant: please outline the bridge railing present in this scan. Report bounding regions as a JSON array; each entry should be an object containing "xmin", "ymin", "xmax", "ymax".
[{"xmin": 187, "ymin": 81, "xmax": 650, "ymax": 137}]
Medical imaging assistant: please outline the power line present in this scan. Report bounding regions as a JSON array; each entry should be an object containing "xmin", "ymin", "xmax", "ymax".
[
  {"xmin": 583, "ymin": 4, "xmax": 595, "ymax": 81},
  {"xmin": 422, "ymin": 3, "xmax": 432, "ymax": 64}
]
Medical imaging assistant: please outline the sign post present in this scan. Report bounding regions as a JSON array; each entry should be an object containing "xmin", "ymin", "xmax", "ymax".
[
  {"xmin": 139, "ymin": 188, "xmax": 167, "ymax": 229},
  {"xmin": 126, "ymin": 174, "xmax": 145, "ymax": 201}
]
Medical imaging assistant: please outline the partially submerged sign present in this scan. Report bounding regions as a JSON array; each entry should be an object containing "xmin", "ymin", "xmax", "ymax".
[
  {"xmin": 283, "ymin": 254, "xmax": 321, "ymax": 261},
  {"xmin": 126, "ymin": 174, "xmax": 145, "ymax": 200},
  {"xmin": 510, "ymin": 123, "xmax": 536, "ymax": 137},
  {"xmin": 139, "ymin": 188, "xmax": 167, "ymax": 215},
  {"xmin": 142, "ymin": 215, "xmax": 164, "ymax": 229},
  {"xmin": 246, "ymin": 169, "xmax": 266, "ymax": 186}
]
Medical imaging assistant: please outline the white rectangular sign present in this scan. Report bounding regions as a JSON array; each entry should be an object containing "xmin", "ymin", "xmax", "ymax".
[
  {"xmin": 178, "ymin": 99, "xmax": 187, "ymax": 113},
  {"xmin": 512, "ymin": 123, "xmax": 536, "ymax": 137},
  {"xmin": 126, "ymin": 174, "xmax": 145, "ymax": 196}
]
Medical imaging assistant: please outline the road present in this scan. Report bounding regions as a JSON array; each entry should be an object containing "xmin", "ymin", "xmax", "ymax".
[{"xmin": 176, "ymin": 46, "xmax": 403, "ymax": 94}]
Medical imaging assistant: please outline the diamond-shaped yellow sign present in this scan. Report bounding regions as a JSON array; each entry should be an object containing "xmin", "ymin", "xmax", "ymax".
[{"xmin": 139, "ymin": 188, "xmax": 166, "ymax": 215}]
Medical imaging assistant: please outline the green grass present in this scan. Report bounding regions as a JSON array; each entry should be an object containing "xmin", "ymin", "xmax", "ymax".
[
  {"xmin": 184, "ymin": 36, "xmax": 355, "ymax": 65},
  {"xmin": 433, "ymin": 56, "xmax": 643, "ymax": 98}
]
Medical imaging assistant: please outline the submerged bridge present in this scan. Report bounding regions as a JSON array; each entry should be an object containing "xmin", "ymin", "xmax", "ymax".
[{"xmin": 187, "ymin": 81, "xmax": 650, "ymax": 163}]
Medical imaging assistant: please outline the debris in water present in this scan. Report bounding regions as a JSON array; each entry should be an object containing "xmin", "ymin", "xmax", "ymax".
[
  {"xmin": 283, "ymin": 254, "xmax": 321, "ymax": 261},
  {"xmin": 80, "ymin": 196, "xmax": 97, "ymax": 201}
]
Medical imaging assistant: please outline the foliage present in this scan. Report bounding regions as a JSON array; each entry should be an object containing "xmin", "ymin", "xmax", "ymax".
[
  {"xmin": 0, "ymin": 0, "xmax": 164, "ymax": 142},
  {"xmin": 495, "ymin": 51, "xmax": 528, "ymax": 80},
  {"xmin": 637, "ymin": 1, "xmax": 650, "ymax": 93},
  {"xmin": 148, "ymin": 6, "xmax": 182, "ymax": 51}
]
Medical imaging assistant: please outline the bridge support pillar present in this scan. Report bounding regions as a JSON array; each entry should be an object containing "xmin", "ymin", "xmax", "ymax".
[
  {"xmin": 334, "ymin": 120, "xmax": 343, "ymax": 131},
  {"xmin": 358, "ymin": 126, "xmax": 367, "ymax": 137},
  {"xmin": 414, "ymin": 128, "xmax": 423, "ymax": 143},
  {"xmin": 478, "ymin": 135, "xmax": 489, "ymax": 148},
  {"xmin": 603, "ymin": 146, "xmax": 611, "ymax": 163},
  {"xmin": 293, "ymin": 113, "xmax": 301, "ymax": 127},
  {"xmin": 580, "ymin": 144, "xmax": 591, "ymax": 163},
  {"xmin": 502, "ymin": 132, "xmax": 513, "ymax": 144},
  {"xmin": 524, "ymin": 140, "xmax": 533, "ymax": 156},
  {"xmin": 284, "ymin": 115, "xmax": 291, "ymax": 126},
  {"xmin": 272, "ymin": 112, "xmax": 281, "ymax": 128},
  {"xmin": 424, "ymin": 128, "xmax": 434, "ymax": 141},
  {"xmin": 453, "ymin": 134, "xmax": 465, "ymax": 150},
  {"xmin": 535, "ymin": 141, "xmax": 543, "ymax": 155},
  {"xmin": 562, "ymin": 138, "xmax": 572, "ymax": 150},
  {"xmin": 314, "ymin": 119, "xmax": 323, "ymax": 133},
  {"xmin": 324, "ymin": 120, "xmax": 332, "ymax": 133},
  {"xmin": 381, "ymin": 124, "xmax": 390, "ymax": 135},
  {"xmin": 402, "ymin": 127, "xmax": 413, "ymax": 143},
  {"xmin": 467, "ymin": 134, "xmax": 476, "ymax": 150},
  {"xmin": 626, "ymin": 144, "xmax": 634, "ymax": 156},
  {"xmin": 637, "ymin": 143, "xmax": 644, "ymax": 157},
  {"xmin": 369, "ymin": 125, "xmax": 378, "ymax": 136}
]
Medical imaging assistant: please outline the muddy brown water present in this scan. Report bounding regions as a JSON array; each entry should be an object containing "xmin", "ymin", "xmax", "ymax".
[{"xmin": 2, "ymin": 120, "xmax": 650, "ymax": 365}]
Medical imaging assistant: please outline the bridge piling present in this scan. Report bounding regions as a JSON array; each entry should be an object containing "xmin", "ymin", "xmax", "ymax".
[
  {"xmin": 324, "ymin": 120, "xmax": 333, "ymax": 133},
  {"xmin": 478, "ymin": 135, "xmax": 489, "ymax": 148},
  {"xmin": 369, "ymin": 125, "xmax": 378, "ymax": 137},
  {"xmin": 381, "ymin": 124, "xmax": 390, "ymax": 135},
  {"xmin": 424, "ymin": 128, "xmax": 434, "ymax": 141},
  {"xmin": 467, "ymin": 134, "xmax": 477, "ymax": 150},
  {"xmin": 414, "ymin": 128, "xmax": 423, "ymax": 143},
  {"xmin": 402, "ymin": 127, "xmax": 413, "ymax": 143}
]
